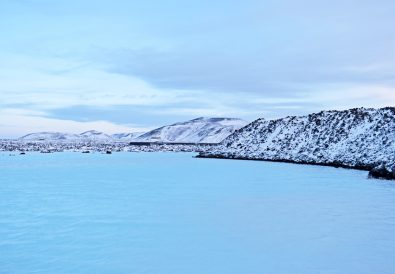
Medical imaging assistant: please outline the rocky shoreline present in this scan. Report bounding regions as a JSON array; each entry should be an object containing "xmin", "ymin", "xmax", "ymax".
[
  {"xmin": 197, "ymin": 107, "xmax": 395, "ymax": 180},
  {"xmin": 1, "ymin": 138, "xmax": 393, "ymax": 180},
  {"xmin": 0, "ymin": 140, "xmax": 212, "ymax": 154},
  {"xmin": 196, "ymin": 154, "xmax": 392, "ymax": 180}
]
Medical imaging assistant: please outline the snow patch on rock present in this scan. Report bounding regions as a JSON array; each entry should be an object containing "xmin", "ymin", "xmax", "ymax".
[{"xmin": 199, "ymin": 107, "xmax": 395, "ymax": 179}]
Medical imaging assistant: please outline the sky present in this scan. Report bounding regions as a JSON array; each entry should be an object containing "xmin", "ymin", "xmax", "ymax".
[{"xmin": 1, "ymin": 0, "xmax": 395, "ymax": 137}]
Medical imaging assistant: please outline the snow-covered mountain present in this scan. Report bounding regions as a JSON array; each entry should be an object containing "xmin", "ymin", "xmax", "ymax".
[
  {"xmin": 112, "ymin": 132, "xmax": 145, "ymax": 141},
  {"xmin": 19, "ymin": 132, "xmax": 81, "ymax": 141},
  {"xmin": 198, "ymin": 107, "xmax": 395, "ymax": 179},
  {"xmin": 79, "ymin": 130, "xmax": 113, "ymax": 141},
  {"xmin": 134, "ymin": 117, "xmax": 248, "ymax": 143},
  {"xmin": 20, "ymin": 130, "xmax": 114, "ymax": 142},
  {"xmin": 17, "ymin": 116, "xmax": 246, "ymax": 144}
]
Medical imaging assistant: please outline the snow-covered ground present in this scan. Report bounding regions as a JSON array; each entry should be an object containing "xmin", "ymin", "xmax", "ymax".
[
  {"xmin": 0, "ymin": 139, "xmax": 214, "ymax": 154},
  {"xmin": 199, "ymin": 107, "xmax": 395, "ymax": 179}
]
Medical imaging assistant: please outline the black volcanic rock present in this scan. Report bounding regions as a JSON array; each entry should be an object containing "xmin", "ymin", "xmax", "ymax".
[{"xmin": 368, "ymin": 165, "xmax": 395, "ymax": 180}]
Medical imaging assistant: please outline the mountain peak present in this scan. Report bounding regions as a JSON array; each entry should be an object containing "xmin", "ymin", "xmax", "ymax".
[
  {"xmin": 135, "ymin": 117, "xmax": 248, "ymax": 143},
  {"xmin": 17, "ymin": 117, "xmax": 247, "ymax": 143},
  {"xmin": 79, "ymin": 130, "xmax": 112, "ymax": 140},
  {"xmin": 80, "ymin": 130, "xmax": 103, "ymax": 135}
]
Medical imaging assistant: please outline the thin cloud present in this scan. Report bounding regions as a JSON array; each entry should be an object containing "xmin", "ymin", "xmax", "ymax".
[{"xmin": 1, "ymin": 0, "xmax": 395, "ymax": 137}]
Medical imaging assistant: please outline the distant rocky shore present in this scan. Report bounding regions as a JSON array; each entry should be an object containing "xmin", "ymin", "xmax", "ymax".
[{"xmin": 0, "ymin": 140, "xmax": 214, "ymax": 154}]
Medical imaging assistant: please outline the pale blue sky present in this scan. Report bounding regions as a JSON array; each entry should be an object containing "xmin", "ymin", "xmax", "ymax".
[{"xmin": 1, "ymin": 0, "xmax": 395, "ymax": 137}]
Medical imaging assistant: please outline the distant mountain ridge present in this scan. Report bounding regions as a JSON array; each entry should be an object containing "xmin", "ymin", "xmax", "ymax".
[
  {"xmin": 111, "ymin": 132, "xmax": 145, "ymax": 141},
  {"xmin": 20, "ymin": 131, "xmax": 114, "ymax": 142},
  {"xmin": 20, "ymin": 132, "xmax": 81, "ymax": 141},
  {"xmin": 18, "ymin": 117, "xmax": 247, "ymax": 143},
  {"xmin": 198, "ymin": 107, "xmax": 395, "ymax": 180},
  {"xmin": 80, "ymin": 130, "xmax": 113, "ymax": 141},
  {"xmin": 134, "ymin": 117, "xmax": 248, "ymax": 143}
]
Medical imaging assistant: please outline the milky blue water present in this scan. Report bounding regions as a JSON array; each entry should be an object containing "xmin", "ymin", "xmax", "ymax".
[{"xmin": 1, "ymin": 152, "xmax": 395, "ymax": 274}]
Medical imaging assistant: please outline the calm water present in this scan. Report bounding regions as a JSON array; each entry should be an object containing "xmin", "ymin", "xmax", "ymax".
[{"xmin": 1, "ymin": 152, "xmax": 395, "ymax": 274}]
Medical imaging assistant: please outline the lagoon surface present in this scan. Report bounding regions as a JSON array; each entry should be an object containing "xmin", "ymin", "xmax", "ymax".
[{"xmin": 1, "ymin": 152, "xmax": 395, "ymax": 274}]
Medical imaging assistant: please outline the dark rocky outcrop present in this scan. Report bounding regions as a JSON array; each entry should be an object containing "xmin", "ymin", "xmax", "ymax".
[{"xmin": 368, "ymin": 165, "xmax": 395, "ymax": 180}]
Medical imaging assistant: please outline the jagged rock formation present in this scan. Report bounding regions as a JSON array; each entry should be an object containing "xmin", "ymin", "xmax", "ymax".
[
  {"xmin": 198, "ymin": 107, "xmax": 395, "ymax": 180},
  {"xmin": 134, "ymin": 117, "xmax": 247, "ymax": 143}
]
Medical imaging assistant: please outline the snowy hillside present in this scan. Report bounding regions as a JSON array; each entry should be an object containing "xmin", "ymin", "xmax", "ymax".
[
  {"xmin": 112, "ymin": 132, "xmax": 145, "ymax": 141},
  {"xmin": 20, "ymin": 130, "xmax": 114, "ymax": 142},
  {"xmin": 17, "ymin": 117, "xmax": 246, "ymax": 144},
  {"xmin": 79, "ymin": 130, "xmax": 113, "ymax": 141},
  {"xmin": 19, "ymin": 132, "xmax": 81, "ymax": 141},
  {"xmin": 134, "ymin": 117, "xmax": 248, "ymax": 143},
  {"xmin": 198, "ymin": 107, "xmax": 395, "ymax": 179}
]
